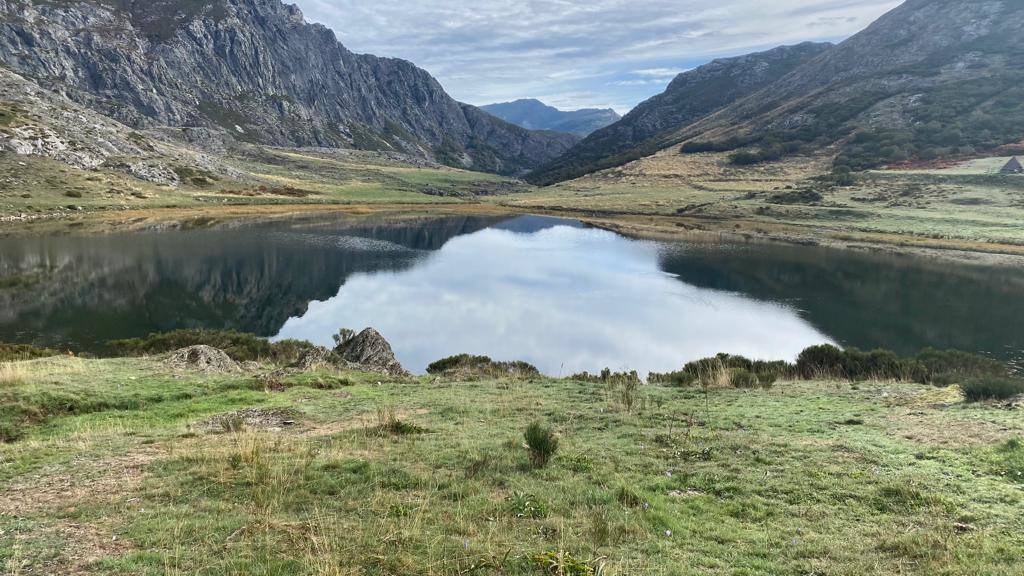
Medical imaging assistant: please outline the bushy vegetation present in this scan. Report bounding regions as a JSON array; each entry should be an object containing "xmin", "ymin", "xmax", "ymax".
[
  {"xmin": 524, "ymin": 422, "xmax": 559, "ymax": 468},
  {"xmin": 426, "ymin": 354, "xmax": 539, "ymax": 379},
  {"xmin": 650, "ymin": 346, "xmax": 1013, "ymax": 393},
  {"xmin": 649, "ymin": 354, "xmax": 791, "ymax": 388},
  {"xmin": 961, "ymin": 376, "xmax": 1024, "ymax": 402},
  {"xmin": 795, "ymin": 345, "xmax": 1011, "ymax": 386},
  {"xmin": 915, "ymin": 347, "xmax": 1009, "ymax": 386},
  {"xmin": 569, "ymin": 368, "xmax": 642, "ymax": 385},
  {"xmin": 0, "ymin": 343, "xmax": 59, "ymax": 362},
  {"xmin": 835, "ymin": 75, "xmax": 1024, "ymax": 170},
  {"xmin": 109, "ymin": 329, "xmax": 315, "ymax": 364}
]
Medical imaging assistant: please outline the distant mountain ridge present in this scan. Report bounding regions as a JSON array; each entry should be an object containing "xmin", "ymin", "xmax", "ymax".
[
  {"xmin": 0, "ymin": 0, "xmax": 578, "ymax": 176},
  {"xmin": 667, "ymin": 0, "xmax": 1024, "ymax": 172},
  {"xmin": 481, "ymin": 99, "xmax": 621, "ymax": 137},
  {"xmin": 531, "ymin": 0, "xmax": 1024, "ymax": 184},
  {"xmin": 528, "ymin": 43, "xmax": 832, "ymax": 184}
]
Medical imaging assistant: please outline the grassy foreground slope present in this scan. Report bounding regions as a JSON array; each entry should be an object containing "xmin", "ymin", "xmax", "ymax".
[
  {"xmin": 1, "ymin": 356, "xmax": 1022, "ymax": 575},
  {"xmin": 499, "ymin": 149, "xmax": 1024, "ymax": 254}
]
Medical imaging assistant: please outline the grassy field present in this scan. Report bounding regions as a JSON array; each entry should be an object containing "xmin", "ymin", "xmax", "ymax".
[
  {"xmin": 493, "ymin": 150, "xmax": 1024, "ymax": 253},
  {"xmin": 0, "ymin": 147, "xmax": 519, "ymax": 220},
  {"xmin": 1, "ymin": 355, "xmax": 1022, "ymax": 575}
]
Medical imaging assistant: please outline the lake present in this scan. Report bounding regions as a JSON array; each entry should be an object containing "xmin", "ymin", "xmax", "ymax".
[{"xmin": 1, "ymin": 213, "xmax": 1022, "ymax": 375}]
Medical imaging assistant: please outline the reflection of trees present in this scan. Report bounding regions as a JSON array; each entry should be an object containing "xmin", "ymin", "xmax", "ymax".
[
  {"xmin": 658, "ymin": 242, "xmax": 1024, "ymax": 359},
  {"xmin": 0, "ymin": 215, "xmax": 507, "ymax": 351}
]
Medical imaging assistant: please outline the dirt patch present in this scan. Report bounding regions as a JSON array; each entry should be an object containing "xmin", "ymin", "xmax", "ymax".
[
  {"xmin": 164, "ymin": 345, "xmax": 241, "ymax": 374},
  {"xmin": 7, "ymin": 519, "xmax": 134, "ymax": 576},
  {"xmin": 200, "ymin": 408, "xmax": 301, "ymax": 433},
  {"xmin": 883, "ymin": 409, "xmax": 1022, "ymax": 448},
  {"xmin": 0, "ymin": 447, "xmax": 163, "ymax": 516}
]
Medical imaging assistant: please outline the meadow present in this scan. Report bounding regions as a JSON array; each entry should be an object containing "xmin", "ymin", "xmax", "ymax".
[{"xmin": 1, "ymin": 349, "xmax": 1022, "ymax": 575}]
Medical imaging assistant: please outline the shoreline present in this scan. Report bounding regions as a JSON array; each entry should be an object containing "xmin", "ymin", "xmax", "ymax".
[{"xmin": 3, "ymin": 201, "xmax": 1024, "ymax": 267}]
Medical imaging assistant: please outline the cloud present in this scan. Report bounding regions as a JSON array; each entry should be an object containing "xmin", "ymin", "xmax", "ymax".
[
  {"xmin": 293, "ymin": 0, "xmax": 903, "ymax": 113},
  {"xmin": 634, "ymin": 68, "xmax": 689, "ymax": 78}
]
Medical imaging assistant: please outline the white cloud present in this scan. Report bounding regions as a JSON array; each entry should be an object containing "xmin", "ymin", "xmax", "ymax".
[
  {"xmin": 634, "ymin": 68, "xmax": 690, "ymax": 78},
  {"xmin": 293, "ymin": 0, "xmax": 903, "ymax": 112}
]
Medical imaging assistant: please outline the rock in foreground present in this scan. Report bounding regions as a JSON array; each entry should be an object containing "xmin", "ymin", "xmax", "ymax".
[
  {"xmin": 165, "ymin": 345, "xmax": 241, "ymax": 373},
  {"xmin": 334, "ymin": 328, "xmax": 409, "ymax": 377}
]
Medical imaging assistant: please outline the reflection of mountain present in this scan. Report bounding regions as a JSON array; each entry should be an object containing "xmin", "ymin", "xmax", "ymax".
[
  {"xmin": 0, "ymin": 215, "xmax": 506, "ymax": 351},
  {"xmin": 658, "ymin": 243, "xmax": 1024, "ymax": 361}
]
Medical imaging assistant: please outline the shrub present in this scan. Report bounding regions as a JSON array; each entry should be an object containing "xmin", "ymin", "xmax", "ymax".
[
  {"xmin": 961, "ymin": 377, "xmax": 1024, "ymax": 402},
  {"xmin": 108, "ymin": 330, "xmax": 315, "ymax": 364},
  {"xmin": 0, "ymin": 343, "xmax": 59, "ymax": 362},
  {"xmin": 427, "ymin": 353, "xmax": 539, "ymax": 379},
  {"xmin": 729, "ymin": 369, "xmax": 760, "ymax": 389},
  {"xmin": 332, "ymin": 328, "xmax": 356, "ymax": 348},
  {"xmin": 615, "ymin": 485, "xmax": 643, "ymax": 508},
  {"xmin": 796, "ymin": 345, "xmax": 847, "ymax": 379},
  {"xmin": 756, "ymin": 370, "xmax": 779, "ymax": 388},
  {"xmin": 375, "ymin": 406, "xmax": 425, "ymax": 436},
  {"xmin": 63, "ymin": 190, "xmax": 83, "ymax": 198},
  {"xmin": 506, "ymin": 491, "xmax": 548, "ymax": 519},
  {"xmin": 915, "ymin": 348, "xmax": 1008, "ymax": 386},
  {"xmin": 651, "ymin": 354, "xmax": 794, "ymax": 388},
  {"xmin": 525, "ymin": 422, "xmax": 559, "ymax": 468},
  {"xmin": 570, "ymin": 368, "xmax": 641, "ymax": 385}
]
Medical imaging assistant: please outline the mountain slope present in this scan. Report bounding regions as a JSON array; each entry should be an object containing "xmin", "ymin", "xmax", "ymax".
[
  {"xmin": 669, "ymin": 0, "xmax": 1024, "ymax": 171},
  {"xmin": 481, "ymin": 99, "xmax": 621, "ymax": 137},
  {"xmin": 527, "ymin": 42, "xmax": 832, "ymax": 185},
  {"xmin": 0, "ymin": 0, "xmax": 577, "ymax": 175}
]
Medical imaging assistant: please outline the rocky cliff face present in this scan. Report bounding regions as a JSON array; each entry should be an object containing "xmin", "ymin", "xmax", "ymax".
[
  {"xmin": 528, "ymin": 42, "xmax": 831, "ymax": 184},
  {"xmin": 0, "ymin": 0, "xmax": 577, "ymax": 175}
]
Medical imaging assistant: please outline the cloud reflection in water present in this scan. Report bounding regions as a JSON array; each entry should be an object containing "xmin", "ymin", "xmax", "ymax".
[{"xmin": 274, "ymin": 221, "xmax": 832, "ymax": 375}]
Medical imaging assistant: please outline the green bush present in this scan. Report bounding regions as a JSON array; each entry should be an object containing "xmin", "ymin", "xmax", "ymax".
[
  {"xmin": 915, "ymin": 348, "xmax": 1008, "ymax": 386},
  {"xmin": 756, "ymin": 370, "xmax": 779, "ymax": 389},
  {"xmin": 108, "ymin": 329, "xmax": 315, "ymax": 364},
  {"xmin": 570, "ymin": 368, "xmax": 641, "ymax": 385},
  {"xmin": 427, "ymin": 353, "xmax": 539, "ymax": 379},
  {"xmin": 961, "ymin": 377, "xmax": 1024, "ymax": 402},
  {"xmin": 0, "ymin": 343, "xmax": 59, "ymax": 362},
  {"xmin": 506, "ymin": 491, "xmax": 548, "ymax": 519},
  {"xmin": 650, "ymin": 354, "xmax": 794, "ymax": 387},
  {"xmin": 729, "ymin": 368, "xmax": 760, "ymax": 389},
  {"xmin": 525, "ymin": 422, "xmax": 559, "ymax": 469}
]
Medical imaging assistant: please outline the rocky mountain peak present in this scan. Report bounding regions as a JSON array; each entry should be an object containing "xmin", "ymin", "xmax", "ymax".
[{"xmin": 0, "ymin": 0, "xmax": 577, "ymax": 175}]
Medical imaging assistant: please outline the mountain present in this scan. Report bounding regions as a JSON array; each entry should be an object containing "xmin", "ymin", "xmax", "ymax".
[
  {"xmin": 481, "ymin": 99, "xmax": 621, "ymax": 137},
  {"xmin": 527, "ymin": 42, "xmax": 832, "ymax": 185},
  {"xmin": 0, "ymin": 0, "xmax": 578, "ymax": 176},
  {"xmin": 665, "ymin": 0, "xmax": 1024, "ymax": 172}
]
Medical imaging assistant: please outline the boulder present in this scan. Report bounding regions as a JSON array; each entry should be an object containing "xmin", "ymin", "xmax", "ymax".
[
  {"xmin": 334, "ymin": 328, "xmax": 408, "ymax": 377},
  {"xmin": 165, "ymin": 345, "xmax": 241, "ymax": 374},
  {"xmin": 292, "ymin": 346, "xmax": 336, "ymax": 371}
]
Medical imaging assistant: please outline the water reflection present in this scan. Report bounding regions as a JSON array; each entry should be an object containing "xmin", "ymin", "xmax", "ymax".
[
  {"xmin": 275, "ymin": 220, "xmax": 832, "ymax": 374},
  {"xmin": 1, "ymin": 213, "xmax": 1022, "ymax": 374}
]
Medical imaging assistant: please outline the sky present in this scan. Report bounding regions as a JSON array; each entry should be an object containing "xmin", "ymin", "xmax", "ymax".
[{"xmin": 292, "ymin": 0, "xmax": 902, "ymax": 114}]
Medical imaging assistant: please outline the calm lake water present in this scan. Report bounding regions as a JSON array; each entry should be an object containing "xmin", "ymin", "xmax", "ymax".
[{"xmin": 1, "ymin": 214, "xmax": 1022, "ymax": 374}]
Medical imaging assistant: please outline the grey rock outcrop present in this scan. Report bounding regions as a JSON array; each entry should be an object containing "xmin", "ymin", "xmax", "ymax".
[
  {"xmin": 334, "ymin": 328, "xmax": 408, "ymax": 377},
  {"xmin": 165, "ymin": 345, "xmax": 241, "ymax": 373},
  {"xmin": 0, "ymin": 0, "xmax": 577, "ymax": 175}
]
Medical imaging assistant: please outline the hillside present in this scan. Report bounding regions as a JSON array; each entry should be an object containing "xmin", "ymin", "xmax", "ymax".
[
  {"xmin": 481, "ymin": 99, "xmax": 621, "ymax": 137},
  {"xmin": 0, "ymin": 0, "xmax": 578, "ymax": 176},
  {"xmin": 527, "ymin": 43, "xmax": 831, "ymax": 185},
  {"xmin": 669, "ymin": 0, "xmax": 1024, "ymax": 172},
  {"xmin": 532, "ymin": 0, "xmax": 1024, "ymax": 185}
]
